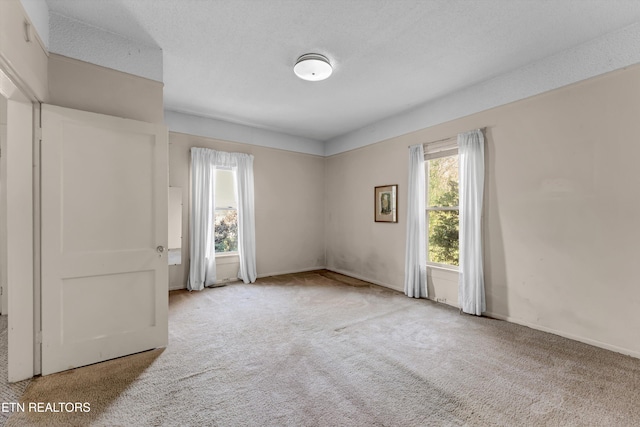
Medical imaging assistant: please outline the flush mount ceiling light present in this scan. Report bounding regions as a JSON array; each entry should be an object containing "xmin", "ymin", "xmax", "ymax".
[{"xmin": 294, "ymin": 53, "xmax": 333, "ymax": 81}]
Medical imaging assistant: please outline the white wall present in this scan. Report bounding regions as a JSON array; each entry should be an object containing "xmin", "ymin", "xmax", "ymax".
[
  {"xmin": 48, "ymin": 53, "xmax": 164, "ymax": 124},
  {"xmin": 325, "ymin": 139, "xmax": 407, "ymax": 291},
  {"xmin": 168, "ymin": 187, "xmax": 182, "ymax": 251},
  {"xmin": 326, "ymin": 64, "xmax": 640, "ymax": 358}
]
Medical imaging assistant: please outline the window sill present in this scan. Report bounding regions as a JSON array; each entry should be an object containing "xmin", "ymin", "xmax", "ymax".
[
  {"xmin": 215, "ymin": 252, "xmax": 238, "ymax": 259},
  {"xmin": 215, "ymin": 253, "xmax": 239, "ymax": 266},
  {"xmin": 427, "ymin": 263, "xmax": 459, "ymax": 273}
]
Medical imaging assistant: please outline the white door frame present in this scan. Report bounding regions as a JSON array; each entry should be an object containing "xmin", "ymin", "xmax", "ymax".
[
  {"xmin": 0, "ymin": 64, "xmax": 36, "ymax": 382},
  {"xmin": 0, "ymin": 93, "xmax": 7, "ymax": 316}
]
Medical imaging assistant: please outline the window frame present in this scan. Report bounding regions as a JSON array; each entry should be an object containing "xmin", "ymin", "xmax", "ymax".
[{"xmin": 424, "ymin": 140, "xmax": 459, "ymax": 270}]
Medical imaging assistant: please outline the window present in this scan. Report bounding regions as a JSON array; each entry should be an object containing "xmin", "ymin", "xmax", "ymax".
[
  {"xmin": 214, "ymin": 169, "xmax": 238, "ymax": 253},
  {"xmin": 426, "ymin": 151, "xmax": 459, "ymax": 267}
]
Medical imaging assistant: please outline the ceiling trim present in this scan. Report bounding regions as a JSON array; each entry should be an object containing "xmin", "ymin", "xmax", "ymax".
[
  {"xmin": 168, "ymin": 15, "xmax": 640, "ymax": 160},
  {"xmin": 325, "ymin": 22, "xmax": 640, "ymax": 157},
  {"xmin": 165, "ymin": 110, "xmax": 325, "ymax": 157}
]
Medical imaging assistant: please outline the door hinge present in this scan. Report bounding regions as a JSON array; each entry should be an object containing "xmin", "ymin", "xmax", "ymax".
[
  {"xmin": 36, "ymin": 331, "xmax": 42, "ymax": 344},
  {"xmin": 0, "ymin": 286, "xmax": 3, "ymax": 295}
]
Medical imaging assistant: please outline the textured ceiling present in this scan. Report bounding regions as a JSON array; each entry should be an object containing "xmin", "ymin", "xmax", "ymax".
[{"xmin": 45, "ymin": 0, "xmax": 640, "ymax": 142}]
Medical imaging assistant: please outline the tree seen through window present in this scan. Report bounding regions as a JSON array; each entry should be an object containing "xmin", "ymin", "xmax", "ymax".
[
  {"xmin": 214, "ymin": 209, "xmax": 237, "ymax": 253},
  {"xmin": 427, "ymin": 155, "xmax": 459, "ymax": 266},
  {"xmin": 214, "ymin": 169, "xmax": 238, "ymax": 253}
]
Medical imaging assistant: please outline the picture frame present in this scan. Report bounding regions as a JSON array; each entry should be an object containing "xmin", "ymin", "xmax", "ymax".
[{"xmin": 374, "ymin": 185, "xmax": 398, "ymax": 223}]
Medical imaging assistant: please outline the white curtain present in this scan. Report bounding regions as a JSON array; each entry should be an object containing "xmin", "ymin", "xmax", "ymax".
[
  {"xmin": 234, "ymin": 154, "xmax": 257, "ymax": 284},
  {"xmin": 458, "ymin": 129, "xmax": 485, "ymax": 315},
  {"xmin": 187, "ymin": 148, "xmax": 217, "ymax": 291},
  {"xmin": 188, "ymin": 148, "xmax": 257, "ymax": 290},
  {"xmin": 404, "ymin": 144, "xmax": 427, "ymax": 298}
]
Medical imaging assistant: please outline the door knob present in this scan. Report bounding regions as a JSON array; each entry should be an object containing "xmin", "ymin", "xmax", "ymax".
[{"xmin": 156, "ymin": 246, "xmax": 165, "ymax": 253}]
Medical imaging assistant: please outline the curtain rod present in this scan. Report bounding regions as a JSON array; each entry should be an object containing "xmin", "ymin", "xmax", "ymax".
[
  {"xmin": 425, "ymin": 135, "xmax": 456, "ymax": 145},
  {"xmin": 408, "ymin": 127, "xmax": 487, "ymax": 148}
]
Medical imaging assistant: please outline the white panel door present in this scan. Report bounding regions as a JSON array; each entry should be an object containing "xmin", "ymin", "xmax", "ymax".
[{"xmin": 41, "ymin": 104, "xmax": 168, "ymax": 376}]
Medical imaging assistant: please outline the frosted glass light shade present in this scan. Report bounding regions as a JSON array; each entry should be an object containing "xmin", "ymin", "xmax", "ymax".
[{"xmin": 294, "ymin": 53, "xmax": 333, "ymax": 81}]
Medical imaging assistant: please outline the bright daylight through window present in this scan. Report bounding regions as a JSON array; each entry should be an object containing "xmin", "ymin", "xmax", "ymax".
[
  {"xmin": 214, "ymin": 169, "xmax": 238, "ymax": 253},
  {"xmin": 426, "ymin": 153, "xmax": 459, "ymax": 267}
]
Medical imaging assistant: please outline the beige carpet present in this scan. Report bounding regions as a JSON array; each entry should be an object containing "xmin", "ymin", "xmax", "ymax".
[{"xmin": 6, "ymin": 270, "xmax": 640, "ymax": 426}]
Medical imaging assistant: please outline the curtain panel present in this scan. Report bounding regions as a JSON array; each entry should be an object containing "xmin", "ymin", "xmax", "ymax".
[
  {"xmin": 188, "ymin": 148, "xmax": 217, "ymax": 291},
  {"xmin": 457, "ymin": 129, "xmax": 485, "ymax": 315},
  {"xmin": 235, "ymin": 154, "xmax": 257, "ymax": 284},
  {"xmin": 404, "ymin": 144, "xmax": 427, "ymax": 298}
]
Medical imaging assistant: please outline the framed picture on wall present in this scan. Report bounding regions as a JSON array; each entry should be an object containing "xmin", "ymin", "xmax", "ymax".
[{"xmin": 374, "ymin": 185, "xmax": 398, "ymax": 223}]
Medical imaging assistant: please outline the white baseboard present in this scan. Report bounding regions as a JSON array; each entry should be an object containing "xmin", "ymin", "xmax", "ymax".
[
  {"xmin": 169, "ymin": 279, "xmax": 239, "ymax": 291},
  {"xmin": 484, "ymin": 310, "xmax": 640, "ymax": 360},
  {"xmin": 326, "ymin": 270, "xmax": 640, "ymax": 360},
  {"xmin": 326, "ymin": 269, "xmax": 460, "ymax": 310},
  {"xmin": 169, "ymin": 266, "xmax": 327, "ymax": 291},
  {"xmin": 325, "ymin": 268, "xmax": 403, "ymax": 293},
  {"xmin": 256, "ymin": 266, "xmax": 327, "ymax": 279}
]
